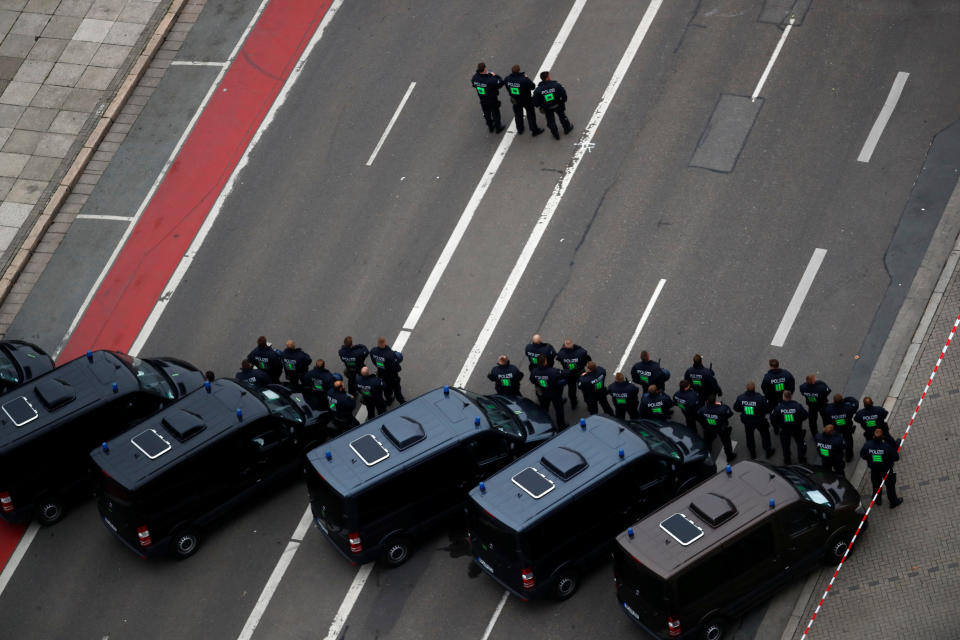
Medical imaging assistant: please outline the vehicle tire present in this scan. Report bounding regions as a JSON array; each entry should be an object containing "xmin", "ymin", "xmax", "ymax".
[
  {"xmin": 824, "ymin": 532, "xmax": 853, "ymax": 565},
  {"xmin": 381, "ymin": 536, "xmax": 412, "ymax": 567},
  {"xmin": 552, "ymin": 568, "xmax": 580, "ymax": 601},
  {"xmin": 36, "ymin": 495, "xmax": 65, "ymax": 526},
  {"xmin": 172, "ymin": 528, "xmax": 200, "ymax": 560},
  {"xmin": 700, "ymin": 616, "xmax": 728, "ymax": 640}
]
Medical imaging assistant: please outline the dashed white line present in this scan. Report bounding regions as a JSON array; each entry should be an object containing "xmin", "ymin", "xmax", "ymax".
[
  {"xmin": 751, "ymin": 17, "xmax": 794, "ymax": 102},
  {"xmin": 366, "ymin": 81, "xmax": 416, "ymax": 166},
  {"xmin": 0, "ymin": 522, "xmax": 38, "ymax": 598},
  {"xmin": 771, "ymin": 248, "xmax": 827, "ymax": 347},
  {"xmin": 615, "ymin": 278, "xmax": 666, "ymax": 374},
  {"xmin": 857, "ymin": 71, "xmax": 909, "ymax": 163},
  {"xmin": 479, "ymin": 590, "xmax": 510, "ymax": 640},
  {"xmin": 323, "ymin": 564, "xmax": 374, "ymax": 640},
  {"xmin": 74, "ymin": 214, "xmax": 135, "ymax": 221}
]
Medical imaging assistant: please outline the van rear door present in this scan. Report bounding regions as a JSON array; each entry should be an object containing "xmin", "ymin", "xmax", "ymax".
[
  {"xmin": 466, "ymin": 502, "xmax": 524, "ymax": 592},
  {"xmin": 613, "ymin": 545, "xmax": 670, "ymax": 635}
]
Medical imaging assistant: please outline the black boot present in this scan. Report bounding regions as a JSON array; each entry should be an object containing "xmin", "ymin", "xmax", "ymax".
[{"xmin": 532, "ymin": 128, "xmax": 545, "ymax": 137}]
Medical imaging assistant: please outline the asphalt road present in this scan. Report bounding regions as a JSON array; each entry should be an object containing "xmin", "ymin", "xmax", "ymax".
[{"xmin": 3, "ymin": 0, "xmax": 960, "ymax": 639}]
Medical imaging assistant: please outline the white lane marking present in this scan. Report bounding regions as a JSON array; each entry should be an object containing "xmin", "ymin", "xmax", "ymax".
[
  {"xmin": 770, "ymin": 248, "xmax": 827, "ymax": 347},
  {"xmin": 323, "ymin": 564, "xmax": 375, "ymax": 640},
  {"xmin": 0, "ymin": 522, "xmax": 38, "ymax": 598},
  {"xmin": 751, "ymin": 17, "xmax": 794, "ymax": 102},
  {"xmin": 74, "ymin": 214, "xmax": 135, "ymax": 221},
  {"xmin": 457, "ymin": 0, "xmax": 665, "ymax": 389},
  {"xmin": 53, "ymin": 0, "xmax": 273, "ymax": 360},
  {"xmin": 399, "ymin": 0, "xmax": 590, "ymax": 334},
  {"xmin": 392, "ymin": 329, "xmax": 412, "ymax": 353},
  {"xmin": 170, "ymin": 60, "xmax": 229, "ymax": 66},
  {"xmin": 366, "ymin": 81, "xmax": 416, "ymax": 166},
  {"xmin": 479, "ymin": 590, "xmax": 510, "ymax": 640},
  {"xmin": 236, "ymin": 507, "xmax": 313, "ymax": 640},
  {"xmin": 857, "ymin": 71, "xmax": 909, "ymax": 163},
  {"xmin": 615, "ymin": 279, "xmax": 666, "ymax": 374},
  {"xmin": 130, "ymin": 0, "xmax": 345, "ymax": 357}
]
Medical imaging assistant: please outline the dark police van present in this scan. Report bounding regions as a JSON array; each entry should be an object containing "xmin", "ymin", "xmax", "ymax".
[
  {"xmin": 613, "ymin": 461, "xmax": 865, "ymax": 639},
  {"xmin": 0, "ymin": 340, "xmax": 54, "ymax": 394},
  {"xmin": 0, "ymin": 350, "xmax": 203, "ymax": 525},
  {"xmin": 92, "ymin": 379, "xmax": 330, "ymax": 558},
  {"xmin": 466, "ymin": 416, "xmax": 715, "ymax": 600},
  {"xmin": 306, "ymin": 387, "xmax": 556, "ymax": 566}
]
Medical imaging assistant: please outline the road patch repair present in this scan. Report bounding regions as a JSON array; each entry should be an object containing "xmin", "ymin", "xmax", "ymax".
[{"xmin": 689, "ymin": 94, "xmax": 763, "ymax": 173}]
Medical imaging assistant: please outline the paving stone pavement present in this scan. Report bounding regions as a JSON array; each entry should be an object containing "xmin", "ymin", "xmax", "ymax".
[{"xmin": 792, "ymin": 244, "xmax": 960, "ymax": 639}]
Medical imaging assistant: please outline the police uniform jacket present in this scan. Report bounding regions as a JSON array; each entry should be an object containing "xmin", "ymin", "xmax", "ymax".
[
  {"xmin": 697, "ymin": 403, "xmax": 734, "ymax": 432},
  {"xmin": 524, "ymin": 342, "xmax": 556, "ymax": 369},
  {"xmin": 355, "ymin": 374, "xmax": 385, "ymax": 402},
  {"xmin": 280, "ymin": 347, "xmax": 311, "ymax": 378},
  {"xmin": 761, "ymin": 368, "xmax": 795, "ymax": 402},
  {"xmin": 608, "ymin": 381, "xmax": 639, "ymax": 409},
  {"xmin": 860, "ymin": 438, "xmax": 899, "ymax": 471},
  {"xmin": 503, "ymin": 71, "xmax": 535, "ymax": 106},
  {"xmin": 472, "ymin": 72, "xmax": 503, "ymax": 105},
  {"xmin": 631, "ymin": 359, "xmax": 669, "ymax": 390},
  {"xmin": 338, "ymin": 344, "xmax": 369, "ymax": 373},
  {"xmin": 488, "ymin": 363, "xmax": 524, "ymax": 395},
  {"xmin": 533, "ymin": 80, "xmax": 567, "ymax": 110},
  {"xmin": 557, "ymin": 345, "xmax": 590, "ymax": 377},
  {"xmin": 640, "ymin": 392, "xmax": 674, "ymax": 418},
  {"xmin": 733, "ymin": 390, "xmax": 769, "ymax": 425},
  {"xmin": 247, "ymin": 345, "xmax": 281, "ymax": 378},
  {"xmin": 370, "ymin": 345, "xmax": 402, "ymax": 377},
  {"xmin": 578, "ymin": 367, "xmax": 608, "ymax": 396},
  {"xmin": 531, "ymin": 366, "xmax": 565, "ymax": 398},
  {"xmin": 326, "ymin": 388, "xmax": 356, "ymax": 416},
  {"xmin": 236, "ymin": 368, "xmax": 270, "ymax": 387},
  {"xmin": 673, "ymin": 388, "xmax": 701, "ymax": 416},
  {"xmin": 683, "ymin": 364, "xmax": 719, "ymax": 397},
  {"xmin": 798, "ymin": 380, "xmax": 831, "ymax": 409},
  {"xmin": 855, "ymin": 405, "xmax": 890, "ymax": 436},
  {"xmin": 814, "ymin": 431, "xmax": 845, "ymax": 461},
  {"xmin": 820, "ymin": 401, "xmax": 855, "ymax": 432},
  {"xmin": 770, "ymin": 400, "xmax": 808, "ymax": 432},
  {"xmin": 302, "ymin": 366, "xmax": 335, "ymax": 392}
]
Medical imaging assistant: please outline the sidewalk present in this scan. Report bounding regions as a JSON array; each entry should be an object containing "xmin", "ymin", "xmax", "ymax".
[{"xmin": 789, "ymin": 232, "xmax": 960, "ymax": 638}]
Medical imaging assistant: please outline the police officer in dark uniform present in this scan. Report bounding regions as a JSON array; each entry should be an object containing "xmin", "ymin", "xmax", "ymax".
[
  {"xmin": 530, "ymin": 355, "xmax": 567, "ymax": 428},
  {"xmin": 630, "ymin": 351, "xmax": 670, "ymax": 391},
  {"xmin": 820, "ymin": 394, "xmax": 856, "ymax": 462},
  {"xmin": 301, "ymin": 358, "xmax": 335, "ymax": 411},
  {"xmin": 607, "ymin": 372, "xmax": 640, "ymax": 420},
  {"xmin": 326, "ymin": 380, "xmax": 358, "ymax": 433},
  {"xmin": 236, "ymin": 359, "xmax": 270, "ymax": 388},
  {"xmin": 860, "ymin": 428, "xmax": 902, "ymax": 508},
  {"xmin": 855, "ymin": 397, "xmax": 895, "ymax": 444},
  {"xmin": 370, "ymin": 336, "xmax": 405, "ymax": 405},
  {"xmin": 684, "ymin": 354, "xmax": 720, "ymax": 402},
  {"xmin": 355, "ymin": 366, "xmax": 387, "ymax": 418},
  {"xmin": 247, "ymin": 335, "xmax": 281, "ymax": 383},
  {"xmin": 761, "ymin": 359, "xmax": 795, "ymax": 422},
  {"xmin": 503, "ymin": 64, "xmax": 544, "ymax": 136},
  {"xmin": 770, "ymin": 390, "xmax": 809, "ymax": 464},
  {"xmin": 557, "ymin": 339, "xmax": 590, "ymax": 409},
  {"xmin": 696, "ymin": 395, "xmax": 736, "ymax": 461},
  {"xmin": 524, "ymin": 334, "xmax": 556, "ymax": 371},
  {"xmin": 733, "ymin": 381, "xmax": 775, "ymax": 459},
  {"xmin": 640, "ymin": 384, "xmax": 674, "ymax": 419},
  {"xmin": 798, "ymin": 374, "xmax": 831, "ymax": 436},
  {"xmin": 814, "ymin": 423, "xmax": 846, "ymax": 476},
  {"xmin": 673, "ymin": 379, "xmax": 701, "ymax": 431},
  {"xmin": 338, "ymin": 336, "xmax": 369, "ymax": 396},
  {"xmin": 533, "ymin": 71, "xmax": 573, "ymax": 140},
  {"xmin": 488, "ymin": 355, "xmax": 524, "ymax": 396},
  {"xmin": 578, "ymin": 361, "xmax": 613, "ymax": 416},
  {"xmin": 279, "ymin": 340, "xmax": 311, "ymax": 387},
  {"xmin": 471, "ymin": 61, "xmax": 505, "ymax": 134}
]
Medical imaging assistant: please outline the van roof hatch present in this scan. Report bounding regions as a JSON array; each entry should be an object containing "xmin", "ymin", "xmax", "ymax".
[
  {"xmin": 2, "ymin": 396, "xmax": 38, "ymax": 427},
  {"xmin": 381, "ymin": 417, "xmax": 425, "ymax": 450},
  {"xmin": 131, "ymin": 428, "xmax": 172, "ymax": 459},
  {"xmin": 161, "ymin": 409, "xmax": 206, "ymax": 441},
  {"xmin": 659, "ymin": 513, "xmax": 704, "ymax": 546},
  {"xmin": 350, "ymin": 433, "xmax": 390, "ymax": 466},
  {"xmin": 34, "ymin": 378, "xmax": 76, "ymax": 410},
  {"xmin": 540, "ymin": 446, "xmax": 587, "ymax": 480},
  {"xmin": 689, "ymin": 493, "xmax": 737, "ymax": 527},
  {"xmin": 511, "ymin": 467, "xmax": 555, "ymax": 499}
]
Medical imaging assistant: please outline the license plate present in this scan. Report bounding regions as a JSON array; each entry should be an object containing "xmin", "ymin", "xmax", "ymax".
[
  {"xmin": 314, "ymin": 517, "xmax": 329, "ymax": 535},
  {"xmin": 622, "ymin": 601, "xmax": 640, "ymax": 620},
  {"xmin": 103, "ymin": 516, "xmax": 117, "ymax": 532},
  {"xmin": 475, "ymin": 556, "xmax": 494, "ymax": 574}
]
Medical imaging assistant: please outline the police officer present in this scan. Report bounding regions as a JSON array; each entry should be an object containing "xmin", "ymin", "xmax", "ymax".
[
  {"xmin": 533, "ymin": 70, "xmax": 573, "ymax": 140},
  {"xmin": 236, "ymin": 359, "xmax": 270, "ymax": 387},
  {"xmin": 326, "ymin": 380, "xmax": 358, "ymax": 433},
  {"xmin": 488, "ymin": 355, "xmax": 524, "ymax": 396},
  {"xmin": 673, "ymin": 379, "xmax": 701, "ymax": 431},
  {"xmin": 798, "ymin": 374, "xmax": 831, "ymax": 436},
  {"xmin": 370, "ymin": 336, "xmax": 405, "ymax": 405},
  {"xmin": 338, "ymin": 336, "xmax": 369, "ymax": 396},
  {"xmin": 860, "ymin": 428, "xmax": 903, "ymax": 508},
  {"xmin": 814, "ymin": 423, "xmax": 846, "ymax": 476},
  {"xmin": 279, "ymin": 340, "xmax": 311, "ymax": 387},
  {"xmin": 640, "ymin": 384, "xmax": 674, "ymax": 419},
  {"xmin": 697, "ymin": 394, "xmax": 736, "ymax": 461},
  {"xmin": 557, "ymin": 339, "xmax": 590, "ymax": 409},
  {"xmin": 247, "ymin": 335, "xmax": 281, "ymax": 383},
  {"xmin": 855, "ymin": 397, "xmax": 895, "ymax": 444},
  {"xmin": 471, "ymin": 61, "xmax": 505, "ymax": 134},
  {"xmin": 684, "ymin": 354, "xmax": 720, "ymax": 402},
  {"xmin": 503, "ymin": 64, "xmax": 544, "ymax": 136},
  {"xmin": 770, "ymin": 390, "xmax": 809, "ymax": 465},
  {"xmin": 302, "ymin": 358, "xmax": 335, "ymax": 410},
  {"xmin": 733, "ymin": 381, "xmax": 775, "ymax": 459},
  {"xmin": 530, "ymin": 355, "xmax": 567, "ymax": 428},
  {"xmin": 524, "ymin": 334, "xmax": 556, "ymax": 371},
  {"xmin": 761, "ymin": 359, "xmax": 795, "ymax": 419},
  {"xmin": 820, "ymin": 394, "xmax": 856, "ymax": 462},
  {"xmin": 630, "ymin": 350, "xmax": 670, "ymax": 391},
  {"xmin": 607, "ymin": 373, "xmax": 640, "ymax": 420},
  {"xmin": 578, "ymin": 361, "xmax": 613, "ymax": 416},
  {"xmin": 355, "ymin": 366, "xmax": 387, "ymax": 418}
]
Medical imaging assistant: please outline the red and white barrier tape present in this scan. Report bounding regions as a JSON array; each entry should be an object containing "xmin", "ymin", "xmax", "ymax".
[{"xmin": 800, "ymin": 311, "xmax": 960, "ymax": 639}]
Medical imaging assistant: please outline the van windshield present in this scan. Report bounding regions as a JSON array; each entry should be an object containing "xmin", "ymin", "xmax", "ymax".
[
  {"xmin": 630, "ymin": 424, "xmax": 681, "ymax": 459},
  {"xmin": 463, "ymin": 392, "xmax": 524, "ymax": 439},
  {"xmin": 126, "ymin": 357, "xmax": 175, "ymax": 399},
  {"xmin": 777, "ymin": 466, "xmax": 833, "ymax": 507},
  {"xmin": 0, "ymin": 349, "xmax": 18, "ymax": 384},
  {"xmin": 257, "ymin": 388, "xmax": 305, "ymax": 424},
  {"xmin": 614, "ymin": 545, "xmax": 665, "ymax": 604},
  {"xmin": 467, "ymin": 502, "xmax": 520, "ymax": 559}
]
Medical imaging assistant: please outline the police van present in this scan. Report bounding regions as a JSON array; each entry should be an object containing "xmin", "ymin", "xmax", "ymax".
[
  {"xmin": 466, "ymin": 416, "xmax": 715, "ymax": 600},
  {"xmin": 305, "ymin": 387, "xmax": 556, "ymax": 566},
  {"xmin": 0, "ymin": 350, "xmax": 203, "ymax": 525},
  {"xmin": 92, "ymin": 379, "xmax": 329, "ymax": 558},
  {"xmin": 613, "ymin": 461, "xmax": 865, "ymax": 639}
]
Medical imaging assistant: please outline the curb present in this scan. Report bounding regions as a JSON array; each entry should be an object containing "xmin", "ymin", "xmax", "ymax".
[{"xmin": 0, "ymin": 0, "xmax": 189, "ymax": 305}]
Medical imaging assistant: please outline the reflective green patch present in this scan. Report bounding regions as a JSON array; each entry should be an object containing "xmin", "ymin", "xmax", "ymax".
[
  {"xmin": 502, "ymin": 379, "xmax": 511, "ymax": 386},
  {"xmin": 544, "ymin": 93, "xmax": 555, "ymax": 102},
  {"xmin": 510, "ymin": 87, "xmax": 519, "ymax": 95},
  {"xmin": 872, "ymin": 454, "xmax": 883, "ymax": 463},
  {"xmin": 819, "ymin": 446, "xmax": 830, "ymax": 457},
  {"xmin": 784, "ymin": 414, "xmax": 794, "ymax": 422},
  {"xmin": 476, "ymin": 87, "xmax": 486, "ymax": 95},
  {"xmin": 775, "ymin": 382, "xmax": 784, "ymax": 391},
  {"xmin": 744, "ymin": 406, "xmax": 754, "ymax": 416},
  {"xmin": 616, "ymin": 398, "xmax": 626, "ymax": 404},
  {"xmin": 707, "ymin": 418, "xmax": 717, "ymax": 426}
]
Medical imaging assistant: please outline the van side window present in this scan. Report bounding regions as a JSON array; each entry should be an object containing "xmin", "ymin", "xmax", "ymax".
[
  {"xmin": 676, "ymin": 523, "xmax": 775, "ymax": 602},
  {"xmin": 633, "ymin": 457, "xmax": 670, "ymax": 489},
  {"xmin": 467, "ymin": 431, "xmax": 510, "ymax": 466},
  {"xmin": 780, "ymin": 505, "xmax": 820, "ymax": 537}
]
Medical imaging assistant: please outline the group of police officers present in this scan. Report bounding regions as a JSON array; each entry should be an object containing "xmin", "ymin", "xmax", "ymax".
[{"xmin": 471, "ymin": 62, "xmax": 574, "ymax": 140}]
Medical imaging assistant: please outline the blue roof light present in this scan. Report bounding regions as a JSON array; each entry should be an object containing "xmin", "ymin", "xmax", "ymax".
[
  {"xmin": 443, "ymin": 386, "xmax": 450, "ymax": 395},
  {"xmin": 236, "ymin": 408, "xmax": 243, "ymax": 420},
  {"xmin": 204, "ymin": 381, "xmax": 211, "ymax": 393},
  {"xmin": 86, "ymin": 351, "xmax": 93, "ymax": 362},
  {"xmin": 580, "ymin": 418, "xmax": 586, "ymax": 430},
  {"xmin": 111, "ymin": 382, "xmax": 118, "ymax": 393},
  {"xmin": 479, "ymin": 481, "xmax": 486, "ymax": 493},
  {"xmin": 474, "ymin": 416, "xmax": 481, "ymax": 428},
  {"xmin": 618, "ymin": 448, "xmax": 625, "ymax": 459},
  {"xmin": 769, "ymin": 498, "xmax": 776, "ymax": 509},
  {"xmin": 101, "ymin": 442, "xmax": 109, "ymax": 453},
  {"xmin": 325, "ymin": 450, "xmax": 332, "ymax": 461},
  {"xmin": 725, "ymin": 464, "xmax": 732, "ymax": 475},
  {"xmin": 627, "ymin": 527, "xmax": 635, "ymax": 538}
]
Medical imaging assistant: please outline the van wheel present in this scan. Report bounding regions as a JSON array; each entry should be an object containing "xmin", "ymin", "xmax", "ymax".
[
  {"xmin": 381, "ymin": 536, "xmax": 412, "ymax": 567},
  {"xmin": 824, "ymin": 532, "xmax": 853, "ymax": 564},
  {"xmin": 172, "ymin": 529, "xmax": 200, "ymax": 559},
  {"xmin": 552, "ymin": 568, "xmax": 580, "ymax": 601},
  {"xmin": 701, "ymin": 616, "xmax": 728, "ymax": 640},
  {"xmin": 36, "ymin": 495, "xmax": 65, "ymax": 526}
]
